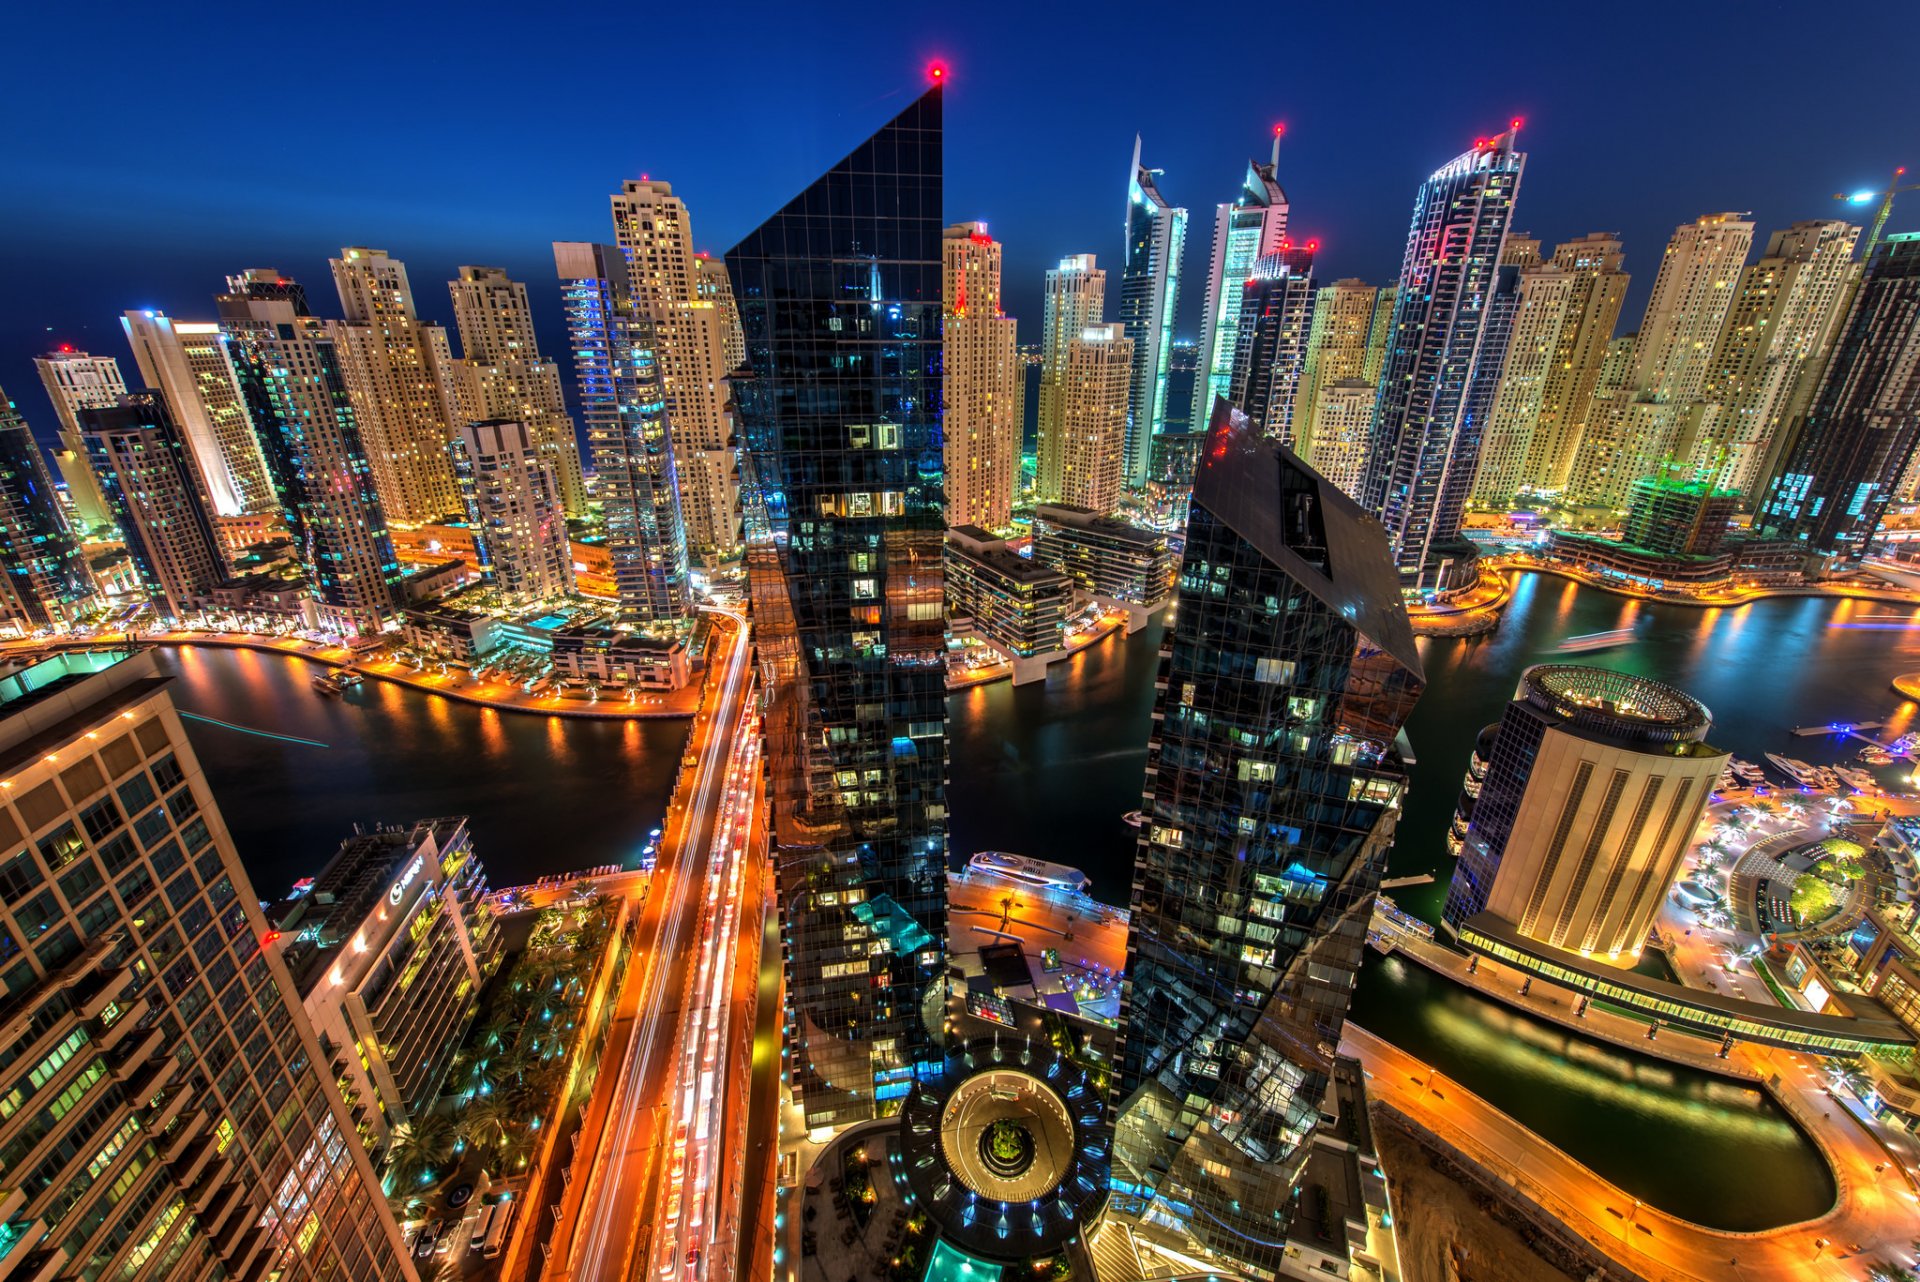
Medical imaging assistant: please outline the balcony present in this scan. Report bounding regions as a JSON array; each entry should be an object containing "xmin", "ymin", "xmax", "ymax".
[
  {"xmin": 0, "ymin": 1235, "xmax": 63, "ymax": 1282},
  {"xmin": 222, "ymin": 1225, "xmax": 267, "ymax": 1276},
  {"xmin": 125, "ymin": 1054, "xmax": 178, "ymax": 1105},
  {"xmin": 158, "ymin": 1110, "xmax": 206, "ymax": 1164},
  {"xmin": 175, "ymin": 1138, "xmax": 223, "ymax": 1190},
  {"xmin": 77, "ymin": 967, "xmax": 134, "ymax": 1021},
  {"xmin": 189, "ymin": 1162, "xmax": 233, "ymax": 1216},
  {"xmin": 211, "ymin": 1202, "xmax": 255, "ymax": 1259},
  {"xmin": 108, "ymin": 1026, "xmax": 165, "ymax": 1081},
  {"xmin": 93, "ymin": 997, "xmax": 150, "ymax": 1052},
  {"xmin": 200, "ymin": 1182, "xmax": 244, "ymax": 1237}
]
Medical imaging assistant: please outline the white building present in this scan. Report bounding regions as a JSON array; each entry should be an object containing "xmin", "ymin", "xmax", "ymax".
[
  {"xmin": 31, "ymin": 347, "xmax": 123, "ymax": 529},
  {"xmin": 942, "ymin": 223, "xmax": 1020, "ymax": 530},
  {"xmin": 121, "ymin": 309, "xmax": 277, "ymax": 516},
  {"xmin": 451, "ymin": 419, "xmax": 573, "ymax": 602},
  {"xmin": 1035, "ymin": 254, "xmax": 1107, "ymax": 504}
]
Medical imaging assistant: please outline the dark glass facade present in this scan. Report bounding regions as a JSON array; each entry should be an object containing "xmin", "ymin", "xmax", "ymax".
[
  {"xmin": 1227, "ymin": 246, "xmax": 1316, "ymax": 448},
  {"xmin": 1363, "ymin": 131, "xmax": 1525, "ymax": 582},
  {"xmin": 727, "ymin": 86, "xmax": 949, "ymax": 1128},
  {"xmin": 81, "ymin": 395, "xmax": 226, "ymax": 620},
  {"xmin": 1119, "ymin": 140, "xmax": 1187, "ymax": 490},
  {"xmin": 1113, "ymin": 398, "xmax": 1424, "ymax": 1276},
  {"xmin": 0, "ymin": 388, "xmax": 93, "ymax": 631},
  {"xmin": 1758, "ymin": 233, "xmax": 1920, "ymax": 563}
]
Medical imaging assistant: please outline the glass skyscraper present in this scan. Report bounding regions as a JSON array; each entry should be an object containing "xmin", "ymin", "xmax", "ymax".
[
  {"xmin": 0, "ymin": 387, "xmax": 94, "ymax": 632},
  {"xmin": 1362, "ymin": 127, "xmax": 1526, "ymax": 586},
  {"xmin": 1757, "ymin": 232, "xmax": 1920, "ymax": 563},
  {"xmin": 1119, "ymin": 137, "xmax": 1188, "ymax": 491},
  {"xmin": 554, "ymin": 241, "xmax": 694, "ymax": 622},
  {"xmin": 1113, "ymin": 398, "xmax": 1424, "ymax": 1277},
  {"xmin": 727, "ymin": 85, "xmax": 949, "ymax": 1129},
  {"xmin": 1227, "ymin": 245, "xmax": 1317, "ymax": 448},
  {"xmin": 1193, "ymin": 138, "xmax": 1290, "ymax": 432}
]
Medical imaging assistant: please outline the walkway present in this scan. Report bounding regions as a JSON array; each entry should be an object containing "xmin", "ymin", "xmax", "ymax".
[{"xmin": 1345, "ymin": 1023, "xmax": 1920, "ymax": 1282}]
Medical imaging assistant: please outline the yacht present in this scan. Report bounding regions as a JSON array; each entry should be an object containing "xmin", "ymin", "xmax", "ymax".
[
  {"xmin": 1833, "ymin": 766, "xmax": 1880, "ymax": 794},
  {"xmin": 1551, "ymin": 626, "xmax": 1640, "ymax": 654},
  {"xmin": 334, "ymin": 669, "xmax": 364, "ymax": 687},
  {"xmin": 967, "ymin": 851, "xmax": 1093, "ymax": 894},
  {"xmin": 1766, "ymin": 754, "xmax": 1818, "ymax": 785},
  {"xmin": 311, "ymin": 672, "xmax": 344, "ymax": 697}
]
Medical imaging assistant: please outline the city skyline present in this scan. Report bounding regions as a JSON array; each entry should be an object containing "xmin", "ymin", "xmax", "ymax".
[{"xmin": 7, "ymin": 2, "xmax": 1918, "ymax": 439}]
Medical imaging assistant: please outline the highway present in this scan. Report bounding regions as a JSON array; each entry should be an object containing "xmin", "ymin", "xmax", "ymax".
[{"xmin": 548, "ymin": 608, "xmax": 760, "ymax": 1282}]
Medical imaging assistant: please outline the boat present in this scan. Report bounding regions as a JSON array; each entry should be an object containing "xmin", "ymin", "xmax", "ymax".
[
  {"xmin": 1551, "ymin": 626, "xmax": 1640, "ymax": 654},
  {"xmin": 967, "ymin": 851, "xmax": 1093, "ymax": 894},
  {"xmin": 311, "ymin": 673, "xmax": 343, "ymax": 696},
  {"xmin": 333, "ymin": 669, "xmax": 364, "ymax": 688},
  {"xmin": 1121, "ymin": 810, "xmax": 1146, "ymax": 829},
  {"xmin": 1765, "ymin": 754, "xmax": 1819, "ymax": 784},
  {"xmin": 1833, "ymin": 766, "xmax": 1880, "ymax": 794},
  {"xmin": 1860, "ymin": 747, "xmax": 1895, "ymax": 765}
]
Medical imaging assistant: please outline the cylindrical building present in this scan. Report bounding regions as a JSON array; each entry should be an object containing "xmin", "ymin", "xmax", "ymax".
[{"xmin": 1442, "ymin": 664, "xmax": 1727, "ymax": 963}]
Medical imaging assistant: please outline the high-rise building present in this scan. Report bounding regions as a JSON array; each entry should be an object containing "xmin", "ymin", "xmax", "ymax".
[
  {"xmin": 270, "ymin": 817, "xmax": 501, "ymax": 1155},
  {"xmin": 79, "ymin": 395, "xmax": 226, "ymax": 618},
  {"xmin": 553, "ymin": 241, "xmax": 693, "ymax": 621},
  {"xmin": 0, "ymin": 647, "xmax": 415, "ymax": 1279},
  {"xmin": 120, "ymin": 310, "xmax": 276, "ymax": 517},
  {"xmin": 1193, "ymin": 132, "xmax": 1290, "ymax": 429},
  {"xmin": 450, "ymin": 419, "xmax": 573, "ymax": 602},
  {"xmin": 941, "ymin": 222, "xmax": 1020, "ymax": 529},
  {"xmin": 1052, "ymin": 323, "xmax": 1133, "ymax": 514},
  {"xmin": 728, "ymin": 84, "xmax": 948, "ymax": 1129},
  {"xmin": 0, "ymin": 388, "xmax": 95, "ymax": 630},
  {"xmin": 1363, "ymin": 126, "xmax": 1526, "ymax": 584},
  {"xmin": 1756, "ymin": 233, "xmax": 1920, "ymax": 563},
  {"xmin": 1517, "ymin": 234, "xmax": 1631, "ymax": 493},
  {"xmin": 1112, "ymin": 398, "xmax": 1424, "ymax": 1276},
  {"xmin": 1119, "ymin": 137, "xmax": 1188, "ymax": 489},
  {"xmin": 1294, "ymin": 280, "xmax": 1395, "ymax": 468},
  {"xmin": 32, "ymin": 348, "xmax": 124, "ymax": 531},
  {"xmin": 329, "ymin": 247, "xmax": 462, "ymax": 523},
  {"xmin": 1470, "ymin": 261, "xmax": 1576, "ymax": 504},
  {"xmin": 1568, "ymin": 214, "xmax": 1755, "ymax": 509},
  {"xmin": 1035, "ymin": 255, "xmax": 1108, "ymax": 504},
  {"xmin": 445, "ymin": 266, "xmax": 587, "ymax": 518},
  {"xmin": 1454, "ymin": 256, "xmax": 1527, "ymax": 510},
  {"xmin": 1695, "ymin": 220, "xmax": 1861, "ymax": 497},
  {"xmin": 1620, "ymin": 472, "xmax": 1741, "ymax": 557},
  {"xmin": 609, "ymin": 179, "xmax": 744, "ymax": 557},
  {"xmin": 1306, "ymin": 379, "xmax": 1376, "ymax": 497},
  {"xmin": 1226, "ymin": 245, "xmax": 1316, "ymax": 447},
  {"xmin": 219, "ymin": 276, "xmax": 403, "ymax": 636},
  {"xmin": 1441, "ymin": 665, "xmax": 1726, "ymax": 964}
]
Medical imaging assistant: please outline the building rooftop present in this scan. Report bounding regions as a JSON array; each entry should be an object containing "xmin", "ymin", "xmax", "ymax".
[
  {"xmin": 1521, "ymin": 664, "xmax": 1713, "ymax": 743},
  {"xmin": 1032, "ymin": 503, "xmax": 1166, "ymax": 549}
]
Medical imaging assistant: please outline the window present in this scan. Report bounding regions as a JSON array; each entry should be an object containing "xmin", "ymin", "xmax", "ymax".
[
  {"xmin": 0, "ymin": 849, "xmax": 43, "ymax": 900},
  {"xmin": 37, "ymin": 823, "xmax": 85, "ymax": 871},
  {"xmin": 116, "ymin": 775, "xmax": 156, "ymax": 818},
  {"xmin": 78, "ymin": 798, "xmax": 122, "ymax": 844},
  {"xmin": 57, "ymin": 858, "xmax": 103, "ymax": 907}
]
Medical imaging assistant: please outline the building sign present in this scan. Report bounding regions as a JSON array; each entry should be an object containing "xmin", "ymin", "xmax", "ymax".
[{"xmin": 389, "ymin": 854, "xmax": 426, "ymax": 905}]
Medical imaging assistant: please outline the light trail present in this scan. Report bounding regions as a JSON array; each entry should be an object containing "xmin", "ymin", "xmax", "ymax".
[{"xmin": 177, "ymin": 710, "xmax": 330, "ymax": 748}]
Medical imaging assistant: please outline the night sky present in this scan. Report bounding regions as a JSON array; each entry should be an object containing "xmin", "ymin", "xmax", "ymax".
[{"xmin": 6, "ymin": 0, "xmax": 1917, "ymax": 441}]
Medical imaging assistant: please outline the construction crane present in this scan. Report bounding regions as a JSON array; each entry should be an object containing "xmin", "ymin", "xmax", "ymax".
[{"xmin": 1835, "ymin": 166, "xmax": 1918, "ymax": 258}]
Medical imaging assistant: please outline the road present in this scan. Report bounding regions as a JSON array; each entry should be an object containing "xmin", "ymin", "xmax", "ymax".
[{"xmin": 548, "ymin": 608, "xmax": 759, "ymax": 1282}]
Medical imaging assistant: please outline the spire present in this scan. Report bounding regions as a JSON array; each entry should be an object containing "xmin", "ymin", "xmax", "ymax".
[{"xmin": 1271, "ymin": 122, "xmax": 1285, "ymax": 171}]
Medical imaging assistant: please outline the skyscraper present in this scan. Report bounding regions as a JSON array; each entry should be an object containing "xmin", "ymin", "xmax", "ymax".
[
  {"xmin": 80, "ymin": 394, "xmax": 226, "ymax": 618},
  {"xmin": 446, "ymin": 266, "xmax": 587, "ymax": 518},
  {"xmin": 1113, "ymin": 398, "xmax": 1424, "ymax": 1276},
  {"xmin": 941, "ymin": 222, "xmax": 1020, "ymax": 530},
  {"xmin": 553, "ymin": 241, "xmax": 693, "ymax": 621},
  {"xmin": 1193, "ymin": 132, "xmax": 1290, "ymax": 429},
  {"xmin": 219, "ymin": 275, "xmax": 402, "ymax": 636},
  {"xmin": 1226, "ymin": 244, "xmax": 1316, "ymax": 447},
  {"xmin": 1051, "ymin": 323, "xmax": 1133, "ymax": 514},
  {"xmin": 1294, "ymin": 279, "xmax": 1395, "ymax": 470},
  {"xmin": 31, "ymin": 347, "xmax": 123, "ymax": 531},
  {"xmin": 1517, "ymin": 234, "xmax": 1631, "ymax": 493},
  {"xmin": 609, "ymin": 179, "xmax": 744, "ymax": 557},
  {"xmin": 120, "ymin": 310, "xmax": 277, "ymax": 517},
  {"xmin": 1441, "ymin": 666, "xmax": 1726, "ymax": 964},
  {"xmin": 1363, "ymin": 126, "xmax": 1526, "ymax": 584},
  {"xmin": 1696, "ymin": 220, "xmax": 1861, "ymax": 497},
  {"xmin": 0, "ymin": 387, "xmax": 94, "ymax": 630},
  {"xmin": 1119, "ymin": 137, "xmax": 1188, "ymax": 490},
  {"xmin": 1568, "ymin": 214, "xmax": 1755, "ymax": 509},
  {"xmin": 1470, "ymin": 258, "xmax": 1576, "ymax": 504},
  {"xmin": 329, "ymin": 247, "xmax": 462, "ymax": 523},
  {"xmin": 1757, "ymin": 232, "xmax": 1920, "ymax": 563},
  {"xmin": 0, "ymin": 648, "xmax": 415, "ymax": 1279},
  {"xmin": 1035, "ymin": 254, "xmax": 1107, "ymax": 504},
  {"xmin": 727, "ymin": 83, "xmax": 947, "ymax": 1129},
  {"xmin": 450, "ymin": 419, "xmax": 574, "ymax": 602}
]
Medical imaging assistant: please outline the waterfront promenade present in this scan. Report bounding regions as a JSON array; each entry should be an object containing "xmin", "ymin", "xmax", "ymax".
[{"xmin": 5, "ymin": 629, "xmax": 704, "ymax": 719}]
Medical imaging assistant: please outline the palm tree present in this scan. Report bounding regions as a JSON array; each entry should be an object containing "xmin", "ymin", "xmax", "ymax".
[
  {"xmin": 385, "ymin": 1111, "xmax": 457, "ymax": 1191},
  {"xmin": 455, "ymin": 1094, "xmax": 514, "ymax": 1154}
]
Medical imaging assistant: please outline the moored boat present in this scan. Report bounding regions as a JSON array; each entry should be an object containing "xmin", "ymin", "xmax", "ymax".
[{"xmin": 967, "ymin": 851, "xmax": 1093, "ymax": 894}]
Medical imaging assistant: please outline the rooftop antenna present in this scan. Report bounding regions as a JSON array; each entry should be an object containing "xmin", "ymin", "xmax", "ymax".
[{"xmin": 1270, "ymin": 123, "xmax": 1286, "ymax": 171}]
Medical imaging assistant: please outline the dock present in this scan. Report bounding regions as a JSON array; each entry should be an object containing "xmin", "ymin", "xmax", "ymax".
[
  {"xmin": 1379, "ymin": 873, "xmax": 1434, "ymax": 890},
  {"xmin": 1790, "ymin": 719, "xmax": 1883, "ymax": 737}
]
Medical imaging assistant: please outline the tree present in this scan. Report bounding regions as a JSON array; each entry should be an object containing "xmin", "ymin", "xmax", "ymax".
[
  {"xmin": 385, "ymin": 1111, "xmax": 457, "ymax": 1190},
  {"xmin": 1789, "ymin": 874, "xmax": 1838, "ymax": 926},
  {"xmin": 455, "ymin": 1095, "xmax": 513, "ymax": 1155}
]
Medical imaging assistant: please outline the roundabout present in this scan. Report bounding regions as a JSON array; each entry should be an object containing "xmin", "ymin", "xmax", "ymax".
[{"xmin": 896, "ymin": 1037, "xmax": 1110, "ymax": 1261}]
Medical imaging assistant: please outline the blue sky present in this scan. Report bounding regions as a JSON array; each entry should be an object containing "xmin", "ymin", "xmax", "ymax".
[{"xmin": 5, "ymin": 0, "xmax": 1916, "ymax": 436}]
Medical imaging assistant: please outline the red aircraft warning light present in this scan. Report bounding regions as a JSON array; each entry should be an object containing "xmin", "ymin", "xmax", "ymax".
[{"xmin": 928, "ymin": 62, "xmax": 947, "ymax": 84}]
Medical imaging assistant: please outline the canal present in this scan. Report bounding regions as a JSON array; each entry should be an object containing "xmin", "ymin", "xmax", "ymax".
[{"xmin": 161, "ymin": 576, "xmax": 1919, "ymax": 1229}]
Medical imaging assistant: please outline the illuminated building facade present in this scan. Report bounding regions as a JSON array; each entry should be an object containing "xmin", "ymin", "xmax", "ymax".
[
  {"xmin": 942, "ymin": 222, "xmax": 1020, "ymax": 530},
  {"xmin": 0, "ymin": 388, "xmax": 95, "ymax": 630},
  {"xmin": 552, "ymin": 241, "xmax": 692, "ymax": 621},
  {"xmin": 446, "ymin": 266, "xmax": 587, "ymax": 518},
  {"xmin": 0, "ymin": 649, "xmax": 414, "ymax": 1278},
  {"xmin": 1053, "ymin": 323, "xmax": 1133, "ymax": 514},
  {"xmin": 1119, "ymin": 137, "xmax": 1188, "ymax": 490},
  {"xmin": 1517, "ymin": 234, "xmax": 1631, "ymax": 494},
  {"xmin": 270, "ymin": 817, "xmax": 500, "ymax": 1155},
  {"xmin": 31, "ymin": 348, "xmax": 123, "ymax": 531},
  {"xmin": 1193, "ymin": 136, "xmax": 1290, "ymax": 430},
  {"xmin": 219, "ymin": 276, "xmax": 403, "ymax": 636},
  {"xmin": 79, "ymin": 395, "xmax": 226, "ymax": 618},
  {"xmin": 1363, "ymin": 126, "xmax": 1526, "ymax": 583},
  {"xmin": 120, "ymin": 310, "xmax": 277, "ymax": 517},
  {"xmin": 1029, "ymin": 502, "xmax": 1177, "ymax": 621},
  {"xmin": 329, "ymin": 248, "xmax": 461, "ymax": 523},
  {"xmin": 1113, "ymin": 399, "xmax": 1423, "ymax": 1276},
  {"xmin": 1035, "ymin": 254, "xmax": 1107, "ymax": 504},
  {"xmin": 1227, "ymin": 245, "xmax": 1316, "ymax": 448},
  {"xmin": 1757, "ymin": 233, "xmax": 1920, "ymax": 563},
  {"xmin": 944, "ymin": 525, "xmax": 1074, "ymax": 682},
  {"xmin": 728, "ymin": 85, "xmax": 949, "ymax": 1128},
  {"xmin": 450, "ymin": 419, "xmax": 573, "ymax": 602},
  {"xmin": 609, "ymin": 179, "xmax": 744, "ymax": 556},
  {"xmin": 1294, "ymin": 280, "xmax": 1394, "ymax": 460},
  {"xmin": 1441, "ymin": 666, "xmax": 1726, "ymax": 964}
]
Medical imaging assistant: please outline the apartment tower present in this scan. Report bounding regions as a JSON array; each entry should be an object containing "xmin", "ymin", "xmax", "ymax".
[{"xmin": 941, "ymin": 222, "xmax": 1020, "ymax": 529}]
